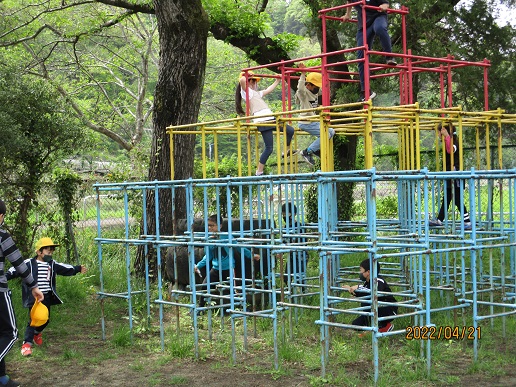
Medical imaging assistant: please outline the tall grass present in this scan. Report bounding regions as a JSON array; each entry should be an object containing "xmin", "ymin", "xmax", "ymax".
[{"xmin": 5, "ymin": 223, "xmax": 515, "ymax": 386}]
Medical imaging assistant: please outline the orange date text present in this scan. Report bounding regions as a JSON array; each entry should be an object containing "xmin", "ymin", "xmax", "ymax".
[{"xmin": 405, "ymin": 326, "xmax": 481, "ymax": 340}]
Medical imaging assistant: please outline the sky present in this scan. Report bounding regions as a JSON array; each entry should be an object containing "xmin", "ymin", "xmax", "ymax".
[{"xmin": 458, "ymin": 0, "xmax": 516, "ymax": 27}]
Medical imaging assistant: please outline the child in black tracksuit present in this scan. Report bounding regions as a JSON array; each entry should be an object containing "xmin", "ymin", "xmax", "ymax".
[
  {"xmin": 342, "ymin": 258, "xmax": 397, "ymax": 332},
  {"xmin": 6, "ymin": 237, "xmax": 87, "ymax": 356}
]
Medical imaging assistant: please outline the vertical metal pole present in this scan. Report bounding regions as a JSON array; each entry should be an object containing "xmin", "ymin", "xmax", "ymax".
[
  {"xmin": 364, "ymin": 104, "xmax": 374, "ymax": 169},
  {"xmin": 425, "ymin": 250, "xmax": 432, "ymax": 376},
  {"xmin": 369, "ymin": 169, "xmax": 379, "ymax": 385},
  {"xmin": 483, "ymin": 60, "xmax": 490, "ymax": 111},
  {"xmin": 96, "ymin": 186, "xmax": 106, "ymax": 341},
  {"xmin": 447, "ymin": 55, "xmax": 453, "ymax": 107},
  {"xmin": 143, "ymin": 188, "xmax": 150, "ymax": 329},
  {"xmin": 469, "ymin": 179, "xmax": 479, "ymax": 361},
  {"xmin": 123, "ymin": 187, "xmax": 134, "ymax": 343},
  {"xmin": 318, "ymin": 175, "xmax": 329, "ymax": 377},
  {"xmin": 362, "ymin": 3, "xmax": 371, "ymax": 102},
  {"xmin": 407, "ymin": 49, "xmax": 413, "ymax": 104}
]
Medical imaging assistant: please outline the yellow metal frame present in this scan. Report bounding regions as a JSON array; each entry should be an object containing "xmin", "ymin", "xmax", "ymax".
[{"xmin": 167, "ymin": 103, "xmax": 516, "ymax": 180}]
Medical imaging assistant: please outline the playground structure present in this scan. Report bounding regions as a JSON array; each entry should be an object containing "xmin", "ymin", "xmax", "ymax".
[
  {"xmin": 94, "ymin": 2, "xmax": 516, "ymax": 384},
  {"xmin": 94, "ymin": 168, "xmax": 516, "ymax": 381}
]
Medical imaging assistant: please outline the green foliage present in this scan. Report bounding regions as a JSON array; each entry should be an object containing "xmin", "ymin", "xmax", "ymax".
[
  {"xmin": 112, "ymin": 326, "xmax": 132, "ymax": 347},
  {"xmin": 376, "ymin": 196, "xmax": 398, "ymax": 218},
  {"xmin": 267, "ymin": 0, "xmax": 289, "ymax": 35},
  {"xmin": 0, "ymin": 5, "xmax": 157, "ymax": 153},
  {"xmin": 278, "ymin": 342, "xmax": 304, "ymax": 362},
  {"xmin": 450, "ymin": 1, "xmax": 515, "ymax": 113},
  {"xmin": 304, "ymin": 183, "xmax": 318, "ymax": 224},
  {"xmin": 201, "ymin": 38, "xmax": 245, "ymax": 122},
  {"xmin": 373, "ymin": 143, "xmax": 399, "ymax": 171},
  {"xmin": 355, "ymin": 137, "xmax": 365, "ymax": 171},
  {"xmin": 270, "ymin": 32, "xmax": 302, "ymax": 55},
  {"xmin": 0, "ymin": 64, "xmax": 86, "ymax": 255},
  {"xmin": 53, "ymin": 167, "xmax": 84, "ymax": 263},
  {"xmin": 277, "ymin": 0, "xmax": 312, "ymax": 35},
  {"xmin": 203, "ymin": 0, "xmax": 269, "ymax": 40},
  {"xmin": 203, "ymin": 0, "xmax": 300, "ymax": 61},
  {"xmin": 53, "ymin": 168, "xmax": 83, "ymax": 215},
  {"xmin": 334, "ymin": 84, "xmax": 361, "ymax": 106},
  {"xmin": 101, "ymin": 146, "xmax": 149, "ymax": 224},
  {"xmin": 194, "ymin": 153, "xmax": 246, "ymax": 179},
  {"xmin": 61, "ymin": 348, "xmax": 82, "ymax": 361},
  {"xmin": 165, "ymin": 335, "xmax": 195, "ymax": 358}
]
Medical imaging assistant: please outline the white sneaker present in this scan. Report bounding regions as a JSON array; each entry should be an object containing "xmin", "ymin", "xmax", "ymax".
[
  {"xmin": 386, "ymin": 58, "xmax": 397, "ymax": 66},
  {"xmin": 300, "ymin": 149, "xmax": 315, "ymax": 166},
  {"xmin": 360, "ymin": 91, "xmax": 377, "ymax": 102},
  {"xmin": 428, "ymin": 219, "xmax": 443, "ymax": 227}
]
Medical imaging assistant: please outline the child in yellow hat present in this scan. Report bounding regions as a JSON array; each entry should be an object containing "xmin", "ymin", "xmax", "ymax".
[
  {"xmin": 295, "ymin": 63, "xmax": 335, "ymax": 166},
  {"xmin": 6, "ymin": 237, "xmax": 87, "ymax": 356}
]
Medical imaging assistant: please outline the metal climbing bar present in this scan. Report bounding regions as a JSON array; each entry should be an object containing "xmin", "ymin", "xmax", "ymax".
[
  {"xmin": 95, "ymin": 167, "xmax": 516, "ymax": 383},
  {"xmin": 168, "ymin": 103, "xmax": 516, "ymax": 177}
]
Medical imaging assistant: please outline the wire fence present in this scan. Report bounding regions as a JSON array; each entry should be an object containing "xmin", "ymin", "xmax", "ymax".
[{"xmin": 373, "ymin": 144, "xmax": 516, "ymax": 171}]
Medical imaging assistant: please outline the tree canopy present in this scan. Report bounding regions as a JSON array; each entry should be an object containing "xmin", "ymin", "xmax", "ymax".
[
  {"xmin": 0, "ymin": 0, "xmax": 514, "ymax": 265},
  {"xmin": 0, "ymin": 63, "xmax": 85, "ymax": 255},
  {"xmin": 1, "ymin": 0, "xmax": 513, "ymax": 151}
]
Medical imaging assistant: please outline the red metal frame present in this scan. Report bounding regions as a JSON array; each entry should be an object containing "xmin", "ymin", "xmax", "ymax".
[{"xmin": 239, "ymin": 1, "xmax": 491, "ymax": 113}]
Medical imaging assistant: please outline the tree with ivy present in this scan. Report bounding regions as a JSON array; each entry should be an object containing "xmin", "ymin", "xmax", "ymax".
[{"xmin": 53, "ymin": 168, "xmax": 84, "ymax": 265}]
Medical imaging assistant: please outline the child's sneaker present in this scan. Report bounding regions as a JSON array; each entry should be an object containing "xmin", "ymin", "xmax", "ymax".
[
  {"xmin": 378, "ymin": 322, "xmax": 394, "ymax": 333},
  {"xmin": 1, "ymin": 377, "xmax": 20, "ymax": 387},
  {"xmin": 21, "ymin": 343, "xmax": 32, "ymax": 356},
  {"xmin": 281, "ymin": 149, "xmax": 298, "ymax": 158},
  {"xmin": 33, "ymin": 333, "xmax": 43, "ymax": 346},
  {"xmin": 428, "ymin": 219, "xmax": 443, "ymax": 227},
  {"xmin": 359, "ymin": 91, "xmax": 377, "ymax": 102},
  {"xmin": 463, "ymin": 222, "xmax": 472, "ymax": 230},
  {"xmin": 300, "ymin": 149, "xmax": 315, "ymax": 166},
  {"xmin": 386, "ymin": 57, "xmax": 397, "ymax": 66}
]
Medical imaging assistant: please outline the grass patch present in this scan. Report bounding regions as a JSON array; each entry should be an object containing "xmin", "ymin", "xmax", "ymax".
[{"xmin": 5, "ymin": 227, "xmax": 515, "ymax": 387}]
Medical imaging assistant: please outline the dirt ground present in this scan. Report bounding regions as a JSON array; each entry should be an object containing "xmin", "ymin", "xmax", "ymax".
[
  {"xmin": 6, "ymin": 314, "xmax": 516, "ymax": 387},
  {"xmin": 9, "ymin": 335, "xmax": 516, "ymax": 387},
  {"xmin": 9, "ymin": 335, "xmax": 313, "ymax": 387}
]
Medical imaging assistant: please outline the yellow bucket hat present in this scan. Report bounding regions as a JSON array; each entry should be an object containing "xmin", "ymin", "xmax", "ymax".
[
  {"xmin": 239, "ymin": 70, "xmax": 261, "ymax": 82},
  {"xmin": 35, "ymin": 237, "xmax": 59, "ymax": 253},
  {"xmin": 30, "ymin": 299, "xmax": 49, "ymax": 327},
  {"xmin": 306, "ymin": 72, "xmax": 322, "ymax": 88}
]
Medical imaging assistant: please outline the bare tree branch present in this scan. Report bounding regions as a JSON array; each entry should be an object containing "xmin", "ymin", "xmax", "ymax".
[
  {"xmin": 257, "ymin": 0, "xmax": 268, "ymax": 13},
  {"xmin": 94, "ymin": 0, "xmax": 154, "ymax": 14},
  {"xmin": 0, "ymin": 1, "xmax": 97, "ymax": 41}
]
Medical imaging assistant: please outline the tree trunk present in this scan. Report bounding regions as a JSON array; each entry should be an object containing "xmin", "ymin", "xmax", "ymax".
[
  {"xmin": 135, "ymin": 0, "xmax": 210, "ymax": 276},
  {"xmin": 317, "ymin": 18, "xmax": 357, "ymax": 221}
]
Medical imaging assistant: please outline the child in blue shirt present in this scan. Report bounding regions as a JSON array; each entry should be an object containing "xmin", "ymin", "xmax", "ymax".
[{"xmin": 193, "ymin": 214, "xmax": 260, "ymax": 308}]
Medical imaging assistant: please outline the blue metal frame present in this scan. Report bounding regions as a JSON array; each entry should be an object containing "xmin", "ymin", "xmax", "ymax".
[{"xmin": 94, "ymin": 168, "xmax": 516, "ymax": 384}]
